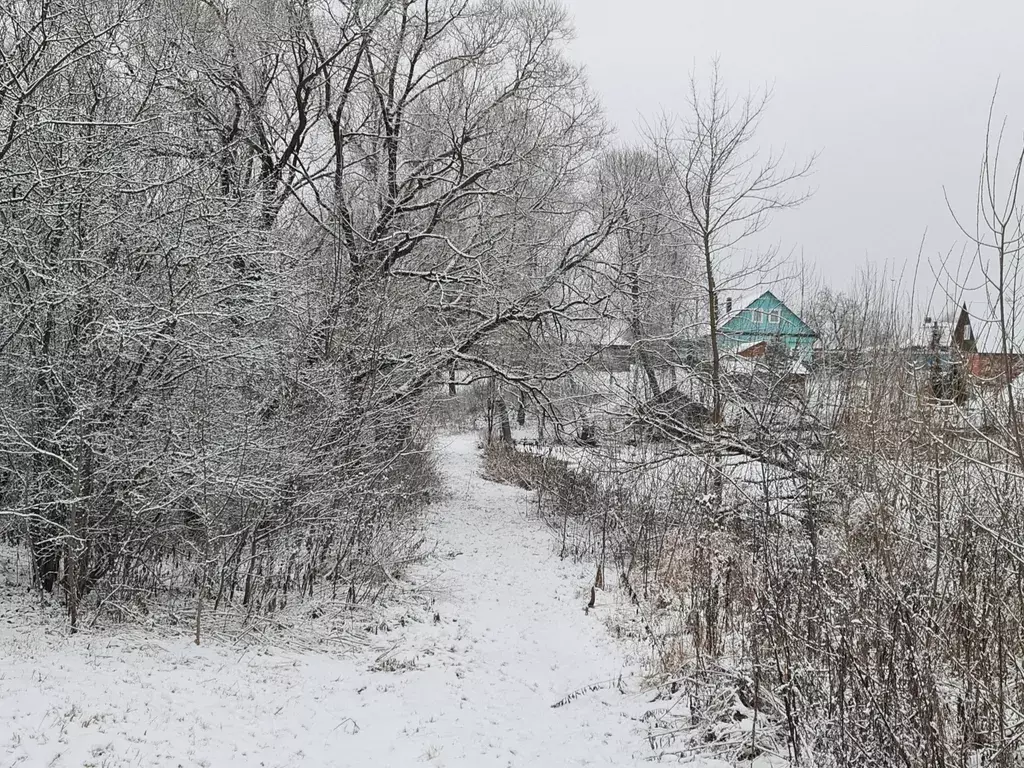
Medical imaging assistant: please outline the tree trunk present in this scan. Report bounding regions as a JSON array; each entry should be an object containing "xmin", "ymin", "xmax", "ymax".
[
  {"xmin": 704, "ymin": 234, "xmax": 723, "ymax": 425},
  {"xmin": 496, "ymin": 396, "xmax": 513, "ymax": 443}
]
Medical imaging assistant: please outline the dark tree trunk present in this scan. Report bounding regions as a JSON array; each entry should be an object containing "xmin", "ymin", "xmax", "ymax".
[{"xmin": 496, "ymin": 396, "xmax": 513, "ymax": 443}]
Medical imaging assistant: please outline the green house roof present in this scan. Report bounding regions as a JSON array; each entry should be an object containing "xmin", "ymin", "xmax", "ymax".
[{"xmin": 719, "ymin": 290, "xmax": 816, "ymax": 351}]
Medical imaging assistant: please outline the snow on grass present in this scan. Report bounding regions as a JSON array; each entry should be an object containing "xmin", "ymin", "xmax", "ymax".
[{"xmin": 1, "ymin": 433, "xmax": 730, "ymax": 767}]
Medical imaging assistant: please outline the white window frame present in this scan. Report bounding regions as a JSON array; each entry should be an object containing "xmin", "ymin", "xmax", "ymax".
[
  {"xmin": 750, "ymin": 309, "xmax": 765, "ymax": 324},
  {"xmin": 768, "ymin": 309, "xmax": 781, "ymax": 325}
]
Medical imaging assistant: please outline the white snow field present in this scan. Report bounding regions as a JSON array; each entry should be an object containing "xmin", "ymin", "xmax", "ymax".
[{"xmin": 1, "ymin": 434, "xmax": 726, "ymax": 768}]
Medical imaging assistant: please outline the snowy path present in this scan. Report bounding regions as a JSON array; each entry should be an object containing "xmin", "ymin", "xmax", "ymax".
[{"xmin": 1, "ymin": 433, "xmax": 668, "ymax": 768}]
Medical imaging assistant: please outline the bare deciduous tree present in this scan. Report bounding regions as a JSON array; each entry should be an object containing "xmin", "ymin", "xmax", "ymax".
[
  {"xmin": 0, "ymin": 0, "xmax": 625, "ymax": 635},
  {"xmin": 652, "ymin": 62, "xmax": 814, "ymax": 424}
]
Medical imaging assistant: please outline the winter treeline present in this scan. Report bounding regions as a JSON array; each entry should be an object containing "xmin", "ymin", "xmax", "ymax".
[{"xmin": 0, "ymin": 0, "xmax": 627, "ymax": 628}]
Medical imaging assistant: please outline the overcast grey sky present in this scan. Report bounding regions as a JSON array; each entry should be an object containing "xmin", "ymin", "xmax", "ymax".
[{"xmin": 561, "ymin": 0, "xmax": 1024, "ymax": 294}]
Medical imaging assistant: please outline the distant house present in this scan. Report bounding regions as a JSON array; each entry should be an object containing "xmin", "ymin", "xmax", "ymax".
[
  {"xmin": 908, "ymin": 305, "xmax": 975, "ymax": 356},
  {"xmin": 718, "ymin": 290, "xmax": 817, "ymax": 358},
  {"xmin": 952, "ymin": 304, "xmax": 1024, "ymax": 385},
  {"xmin": 571, "ymin": 317, "xmax": 677, "ymax": 374},
  {"xmin": 909, "ymin": 303, "xmax": 1024, "ymax": 395}
]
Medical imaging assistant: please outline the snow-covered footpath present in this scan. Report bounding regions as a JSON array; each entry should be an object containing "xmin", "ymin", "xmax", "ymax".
[{"xmin": 1, "ymin": 434, "xmax": 712, "ymax": 767}]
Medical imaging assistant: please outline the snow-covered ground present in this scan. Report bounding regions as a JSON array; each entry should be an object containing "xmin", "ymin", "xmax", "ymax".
[{"xmin": 1, "ymin": 434, "xmax": 726, "ymax": 768}]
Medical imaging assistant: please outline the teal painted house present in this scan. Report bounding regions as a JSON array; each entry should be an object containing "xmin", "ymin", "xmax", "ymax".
[{"xmin": 719, "ymin": 290, "xmax": 816, "ymax": 356}]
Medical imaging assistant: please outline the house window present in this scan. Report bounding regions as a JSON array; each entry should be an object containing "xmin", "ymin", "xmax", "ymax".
[
  {"xmin": 750, "ymin": 309, "xmax": 765, "ymax": 324},
  {"xmin": 768, "ymin": 309, "xmax": 781, "ymax": 324}
]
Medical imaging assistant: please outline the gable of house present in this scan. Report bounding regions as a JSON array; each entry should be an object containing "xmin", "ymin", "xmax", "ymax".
[
  {"xmin": 719, "ymin": 290, "xmax": 816, "ymax": 352},
  {"xmin": 952, "ymin": 304, "xmax": 978, "ymax": 353}
]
